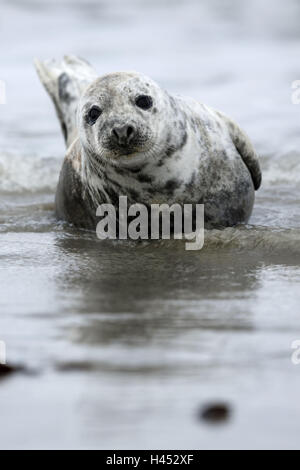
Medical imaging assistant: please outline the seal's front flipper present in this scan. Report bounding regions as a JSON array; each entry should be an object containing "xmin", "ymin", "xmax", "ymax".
[
  {"xmin": 226, "ymin": 118, "xmax": 262, "ymax": 191},
  {"xmin": 34, "ymin": 55, "xmax": 97, "ymax": 148}
]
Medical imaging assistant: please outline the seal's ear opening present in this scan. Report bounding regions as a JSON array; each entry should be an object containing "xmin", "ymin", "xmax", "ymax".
[{"xmin": 34, "ymin": 55, "xmax": 97, "ymax": 148}]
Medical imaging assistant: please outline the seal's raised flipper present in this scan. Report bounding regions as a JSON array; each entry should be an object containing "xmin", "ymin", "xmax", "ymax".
[
  {"xmin": 34, "ymin": 55, "xmax": 98, "ymax": 148},
  {"xmin": 224, "ymin": 115, "xmax": 262, "ymax": 191},
  {"xmin": 231, "ymin": 123, "xmax": 261, "ymax": 190}
]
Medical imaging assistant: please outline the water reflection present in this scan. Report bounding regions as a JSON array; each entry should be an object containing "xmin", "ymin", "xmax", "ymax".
[{"xmin": 53, "ymin": 234, "xmax": 261, "ymax": 349}]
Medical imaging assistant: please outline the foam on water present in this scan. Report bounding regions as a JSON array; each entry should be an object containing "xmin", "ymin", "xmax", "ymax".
[
  {"xmin": 0, "ymin": 153, "xmax": 61, "ymax": 194},
  {"xmin": 204, "ymin": 226, "xmax": 300, "ymax": 255},
  {"xmin": 262, "ymin": 152, "xmax": 300, "ymax": 186}
]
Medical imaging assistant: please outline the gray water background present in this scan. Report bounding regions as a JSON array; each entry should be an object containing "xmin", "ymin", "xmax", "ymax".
[{"xmin": 0, "ymin": 0, "xmax": 300, "ymax": 449}]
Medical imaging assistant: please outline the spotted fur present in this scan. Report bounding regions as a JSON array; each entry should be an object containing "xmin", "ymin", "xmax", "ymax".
[{"xmin": 35, "ymin": 56, "xmax": 261, "ymax": 230}]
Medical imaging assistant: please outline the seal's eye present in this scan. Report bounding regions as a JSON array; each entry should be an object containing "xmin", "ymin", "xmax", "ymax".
[
  {"xmin": 135, "ymin": 95, "xmax": 153, "ymax": 110},
  {"xmin": 87, "ymin": 106, "xmax": 102, "ymax": 125}
]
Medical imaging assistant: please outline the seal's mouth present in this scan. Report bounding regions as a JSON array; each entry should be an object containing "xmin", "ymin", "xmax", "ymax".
[
  {"xmin": 100, "ymin": 127, "xmax": 154, "ymax": 161},
  {"xmin": 113, "ymin": 146, "xmax": 138, "ymax": 156},
  {"xmin": 105, "ymin": 140, "xmax": 154, "ymax": 161},
  {"xmin": 105, "ymin": 139, "xmax": 149, "ymax": 156},
  {"xmin": 98, "ymin": 129, "xmax": 158, "ymax": 167},
  {"xmin": 108, "ymin": 150, "xmax": 150, "ymax": 169}
]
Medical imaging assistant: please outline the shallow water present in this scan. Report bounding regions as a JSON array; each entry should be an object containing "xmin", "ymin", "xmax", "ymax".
[{"xmin": 1, "ymin": 0, "xmax": 300, "ymax": 450}]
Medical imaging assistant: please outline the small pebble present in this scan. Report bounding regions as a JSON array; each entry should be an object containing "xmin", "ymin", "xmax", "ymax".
[
  {"xmin": 200, "ymin": 402, "xmax": 232, "ymax": 424},
  {"xmin": 0, "ymin": 363, "xmax": 25, "ymax": 379}
]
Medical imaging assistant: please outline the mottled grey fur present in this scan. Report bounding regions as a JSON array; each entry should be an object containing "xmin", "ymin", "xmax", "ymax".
[{"xmin": 35, "ymin": 56, "xmax": 262, "ymax": 230}]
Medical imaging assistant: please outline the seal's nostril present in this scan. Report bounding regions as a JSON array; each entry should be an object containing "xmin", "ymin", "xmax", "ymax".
[
  {"xmin": 127, "ymin": 126, "xmax": 134, "ymax": 139},
  {"xmin": 112, "ymin": 128, "xmax": 119, "ymax": 140},
  {"xmin": 112, "ymin": 124, "xmax": 135, "ymax": 145}
]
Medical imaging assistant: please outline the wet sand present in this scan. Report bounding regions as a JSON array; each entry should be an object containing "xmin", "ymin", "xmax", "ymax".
[{"xmin": 0, "ymin": 0, "xmax": 300, "ymax": 450}]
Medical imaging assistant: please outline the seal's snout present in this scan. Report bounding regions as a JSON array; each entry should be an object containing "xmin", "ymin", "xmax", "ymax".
[{"xmin": 112, "ymin": 124, "xmax": 135, "ymax": 146}]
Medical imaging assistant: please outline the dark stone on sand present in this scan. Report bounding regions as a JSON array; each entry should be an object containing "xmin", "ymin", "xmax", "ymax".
[
  {"xmin": 0, "ymin": 363, "xmax": 36, "ymax": 380},
  {"xmin": 0, "ymin": 363, "xmax": 23, "ymax": 379},
  {"xmin": 200, "ymin": 402, "xmax": 232, "ymax": 424}
]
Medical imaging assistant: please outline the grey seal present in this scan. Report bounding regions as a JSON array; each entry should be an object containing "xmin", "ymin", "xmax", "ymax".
[{"xmin": 35, "ymin": 55, "xmax": 261, "ymax": 230}]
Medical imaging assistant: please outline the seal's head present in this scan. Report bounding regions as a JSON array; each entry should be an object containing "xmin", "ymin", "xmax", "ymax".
[{"xmin": 78, "ymin": 72, "xmax": 176, "ymax": 168}]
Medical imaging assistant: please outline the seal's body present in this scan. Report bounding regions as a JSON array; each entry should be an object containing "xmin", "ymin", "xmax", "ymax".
[{"xmin": 35, "ymin": 56, "xmax": 261, "ymax": 230}]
